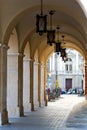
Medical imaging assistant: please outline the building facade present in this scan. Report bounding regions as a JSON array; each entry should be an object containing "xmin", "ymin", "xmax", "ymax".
[{"xmin": 47, "ymin": 49, "xmax": 85, "ymax": 92}]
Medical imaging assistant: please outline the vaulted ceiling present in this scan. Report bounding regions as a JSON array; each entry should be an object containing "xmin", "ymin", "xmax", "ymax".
[{"xmin": 1, "ymin": 0, "xmax": 87, "ymax": 60}]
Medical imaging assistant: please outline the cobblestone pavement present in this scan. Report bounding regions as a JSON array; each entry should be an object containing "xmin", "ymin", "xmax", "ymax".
[{"xmin": 0, "ymin": 95, "xmax": 87, "ymax": 130}]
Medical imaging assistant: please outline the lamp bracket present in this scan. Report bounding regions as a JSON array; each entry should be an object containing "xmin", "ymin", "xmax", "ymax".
[{"xmin": 49, "ymin": 10, "xmax": 56, "ymax": 15}]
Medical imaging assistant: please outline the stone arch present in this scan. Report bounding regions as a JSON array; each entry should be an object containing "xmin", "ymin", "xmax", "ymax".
[
  {"xmin": 2, "ymin": 5, "xmax": 39, "ymax": 44},
  {"xmin": 2, "ymin": 0, "xmax": 87, "ymax": 113},
  {"xmin": 0, "ymin": 0, "xmax": 87, "ymax": 125},
  {"xmin": 46, "ymin": 46, "xmax": 85, "ymax": 93},
  {"xmin": 40, "ymin": 40, "xmax": 86, "ymax": 100},
  {"xmin": 2, "ymin": 0, "xmax": 87, "ymax": 47},
  {"xmin": 40, "ymin": 40, "xmax": 86, "ymax": 64}
]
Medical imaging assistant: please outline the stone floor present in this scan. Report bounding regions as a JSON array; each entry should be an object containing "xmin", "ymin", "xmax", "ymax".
[{"xmin": 0, "ymin": 94, "xmax": 87, "ymax": 130}]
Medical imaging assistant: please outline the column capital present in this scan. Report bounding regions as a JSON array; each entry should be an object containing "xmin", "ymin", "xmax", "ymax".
[
  {"xmin": 85, "ymin": 63, "xmax": 87, "ymax": 67},
  {"xmin": 18, "ymin": 52, "xmax": 25, "ymax": 57},
  {"xmin": 38, "ymin": 62, "xmax": 42, "ymax": 66},
  {"xmin": 30, "ymin": 58, "xmax": 35, "ymax": 62},
  {"xmin": 0, "ymin": 43, "xmax": 9, "ymax": 50},
  {"xmin": 34, "ymin": 61, "xmax": 39, "ymax": 65}
]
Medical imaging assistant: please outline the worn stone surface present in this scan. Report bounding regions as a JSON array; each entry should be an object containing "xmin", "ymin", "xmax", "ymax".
[{"xmin": 0, "ymin": 95, "xmax": 86, "ymax": 130}]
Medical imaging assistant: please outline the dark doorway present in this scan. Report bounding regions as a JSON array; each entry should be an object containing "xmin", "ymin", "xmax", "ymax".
[{"xmin": 66, "ymin": 79, "xmax": 72, "ymax": 91}]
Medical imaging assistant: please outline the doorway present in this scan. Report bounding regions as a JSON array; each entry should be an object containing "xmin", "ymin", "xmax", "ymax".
[{"xmin": 66, "ymin": 79, "xmax": 72, "ymax": 91}]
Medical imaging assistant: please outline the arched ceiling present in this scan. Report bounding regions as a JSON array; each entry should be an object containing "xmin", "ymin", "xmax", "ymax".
[{"xmin": 1, "ymin": 0, "xmax": 87, "ymax": 59}]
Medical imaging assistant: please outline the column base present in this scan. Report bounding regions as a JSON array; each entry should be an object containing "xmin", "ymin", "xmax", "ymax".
[
  {"xmin": 31, "ymin": 102, "xmax": 34, "ymax": 111},
  {"xmin": 24, "ymin": 103, "xmax": 31, "ymax": 112},
  {"xmin": 39, "ymin": 101, "xmax": 41, "ymax": 107},
  {"xmin": 34, "ymin": 101, "xmax": 39, "ymax": 110},
  {"xmin": 19, "ymin": 106, "xmax": 24, "ymax": 116},
  {"xmin": 85, "ymin": 94, "xmax": 87, "ymax": 100},
  {"xmin": 8, "ymin": 105, "xmax": 21, "ymax": 117},
  {"xmin": 45, "ymin": 100, "xmax": 48, "ymax": 106},
  {"xmin": 0, "ymin": 109, "xmax": 8, "ymax": 125}
]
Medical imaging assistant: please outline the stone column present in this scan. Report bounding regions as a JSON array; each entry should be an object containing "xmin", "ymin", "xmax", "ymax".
[
  {"xmin": 44, "ymin": 63, "xmax": 48, "ymax": 106},
  {"xmin": 30, "ymin": 59, "xmax": 34, "ymax": 111},
  {"xmin": 38, "ymin": 62, "xmax": 41, "ymax": 107},
  {"xmin": 33, "ymin": 61, "xmax": 39, "ymax": 109},
  {"xmin": 85, "ymin": 64, "xmax": 87, "ymax": 99},
  {"xmin": 23, "ymin": 58, "xmax": 31, "ymax": 112},
  {"xmin": 18, "ymin": 52, "xmax": 24, "ymax": 116},
  {"xmin": 0, "ymin": 44, "xmax": 9, "ymax": 125}
]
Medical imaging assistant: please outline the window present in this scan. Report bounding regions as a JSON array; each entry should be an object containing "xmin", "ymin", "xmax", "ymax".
[
  {"xmin": 65, "ymin": 57, "xmax": 72, "ymax": 73},
  {"xmin": 65, "ymin": 64, "xmax": 68, "ymax": 71},
  {"xmin": 65, "ymin": 64, "xmax": 72, "ymax": 73},
  {"xmin": 70, "ymin": 64, "xmax": 72, "ymax": 71}
]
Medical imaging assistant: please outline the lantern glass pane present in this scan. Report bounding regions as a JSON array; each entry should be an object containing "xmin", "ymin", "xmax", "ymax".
[
  {"xmin": 47, "ymin": 30, "xmax": 55, "ymax": 44},
  {"xmin": 36, "ymin": 15, "xmax": 47, "ymax": 34}
]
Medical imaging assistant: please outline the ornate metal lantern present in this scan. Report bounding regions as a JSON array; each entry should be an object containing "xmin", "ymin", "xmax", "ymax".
[
  {"xmin": 47, "ymin": 10, "xmax": 56, "ymax": 46},
  {"xmin": 55, "ymin": 42, "xmax": 61, "ymax": 54},
  {"xmin": 47, "ymin": 30, "xmax": 55, "ymax": 46},
  {"xmin": 36, "ymin": 0, "xmax": 47, "ymax": 35},
  {"xmin": 61, "ymin": 48, "xmax": 67, "ymax": 62}
]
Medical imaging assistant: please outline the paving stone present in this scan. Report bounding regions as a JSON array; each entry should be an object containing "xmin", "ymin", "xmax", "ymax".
[{"xmin": 0, "ymin": 95, "xmax": 87, "ymax": 130}]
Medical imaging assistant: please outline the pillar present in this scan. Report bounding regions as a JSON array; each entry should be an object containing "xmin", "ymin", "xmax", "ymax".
[
  {"xmin": 33, "ymin": 61, "xmax": 39, "ymax": 109},
  {"xmin": 18, "ymin": 52, "xmax": 24, "ymax": 116},
  {"xmin": 38, "ymin": 62, "xmax": 41, "ymax": 107},
  {"xmin": 85, "ymin": 55, "xmax": 87, "ymax": 100},
  {"xmin": 7, "ymin": 52, "xmax": 19, "ymax": 117},
  {"xmin": 85, "ymin": 64, "xmax": 87, "ymax": 99},
  {"xmin": 0, "ymin": 44, "xmax": 9, "ymax": 125},
  {"xmin": 30, "ymin": 59, "xmax": 34, "ymax": 111},
  {"xmin": 23, "ymin": 58, "xmax": 31, "ymax": 112},
  {"xmin": 44, "ymin": 63, "xmax": 48, "ymax": 106}
]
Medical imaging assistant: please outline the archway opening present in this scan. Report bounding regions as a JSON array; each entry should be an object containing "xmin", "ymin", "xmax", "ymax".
[{"xmin": 46, "ymin": 48, "xmax": 85, "ymax": 101}]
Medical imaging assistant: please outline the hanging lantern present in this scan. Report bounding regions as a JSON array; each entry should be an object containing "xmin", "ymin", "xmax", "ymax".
[
  {"xmin": 47, "ymin": 10, "xmax": 56, "ymax": 46},
  {"xmin": 61, "ymin": 48, "xmax": 66, "ymax": 57},
  {"xmin": 63, "ymin": 56, "xmax": 67, "ymax": 62},
  {"xmin": 55, "ymin": 42, "xmax": 61, "ymax": 54},
  {"xmin": 54, "ymin": 26, "xmax": 62, "ymax": 54},
  {"xmin": 61, "ymin": 48, "xmax": 67, "ymax": 62},
  {"xmin": 36, "ymin": 15, "xmax": 47, "ymax": 35},
  {"xmin": 47, "ymin": 30, "xmax": 55, "ymax": 45},
  {"xmin": 36, "ymin": 0, "xmax": 47, "ymax": 35}
]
